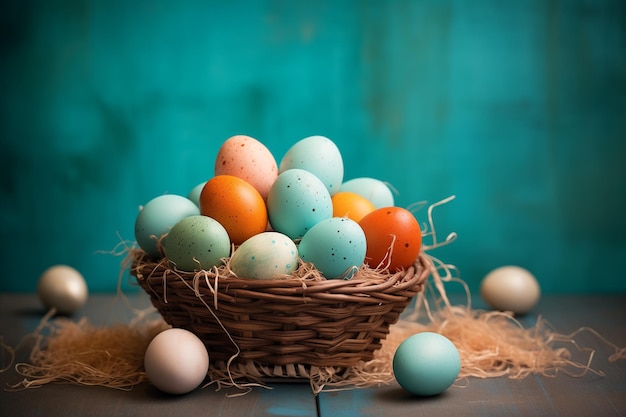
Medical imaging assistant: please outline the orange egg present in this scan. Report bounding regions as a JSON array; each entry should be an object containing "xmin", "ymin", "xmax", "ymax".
[
  {"xmin": 359, "ymin": 206, "xmax": 422, "ymax": 272},
  {"xmin": 199, "ymin": 175, "xmax": 268, "ymax": 245},
  {"xmin": 331, "ymin": 191, "xmax": 376, "ymax": 223}
]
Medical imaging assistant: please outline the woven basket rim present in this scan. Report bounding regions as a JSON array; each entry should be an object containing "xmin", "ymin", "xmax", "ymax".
[{"xmin": 131, "ymin": 248, "xmax": 431, "ymax": 295}]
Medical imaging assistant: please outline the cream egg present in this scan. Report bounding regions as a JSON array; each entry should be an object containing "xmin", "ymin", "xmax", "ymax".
[
  {"xmin": 37, "ymin": 265, "xmax": 88, "ymax": 315},
  {"xmin": 230, "ymin": 232, "xmax": 298, "ymax": 279},
  {"xmin": 480, "ymin": 265, "xmax": 541, "ymax": 315},
  {"xmin": 144, "ymin": 328, "xmax": 209, "ymax": 395}
]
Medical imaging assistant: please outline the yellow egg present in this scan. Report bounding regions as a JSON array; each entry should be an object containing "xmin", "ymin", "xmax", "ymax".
[{"xmin": 331, "ymin": 191, "xmax": 376, "ymax": 223}]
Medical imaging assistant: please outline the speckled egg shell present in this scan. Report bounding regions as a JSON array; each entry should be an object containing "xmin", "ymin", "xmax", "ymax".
[
  {"xmin": 230, "ymin": 232, "xmax": 298, "ymax": 280},
  {"xmin": 214, "ymin": 135, "xmax": 278, "ymax": 200},
  {"xmin": 266, "ymin": 169, "xmax": 333, "ymax": 240},
  {"xmin": 162, "ymin": 215, "xmax": 231, "ymax": 271},
  {"xmin": 298, "ymin": 217, "xmax": 367, "ymax": 279},
  {"xmin": 134, "ymin": 194, "xmax": 200, "ymax": 259}
]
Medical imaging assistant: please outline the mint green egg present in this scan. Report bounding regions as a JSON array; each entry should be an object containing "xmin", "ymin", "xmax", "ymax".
[
  {"xmin": 393, "ymin": 332, "xmax": 461, "ymax": 396},
  {"xmin": 162, "ymin": 215, "xmax": 231, "ymax": 271},
  {"xmin": 298, "ymin": 217, "xmax": 366, "ymax": 279},
  {"xmin": 279, "ymin": 135, "xmax": 344, "ymax": 196},
  {"xmin": 339, "ymin": 177, "xmax": 394, "ymax": 209},
  {"xmin": 267, "ymin": 169, "xmax": 333, "ymax": 240},
  {"xmin": 134, "ymin": 194, "xmax": 200, "ymax": 259}
]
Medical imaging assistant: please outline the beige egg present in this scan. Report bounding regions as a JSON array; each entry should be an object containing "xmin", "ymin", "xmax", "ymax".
[
  {"xmin": 214, "ymin": 135, "xmax": 278, "ymax": 200},
  {"xmin": 37, "ymin": 265, "xmax": 88, "ymax": 315},
  {"xmin": 144, "ymin": 328, "xmax": 209, "ymax": 394},
  {"xmin": 480, "ymin": 266, "xmax": 541, "ymax": 315}
]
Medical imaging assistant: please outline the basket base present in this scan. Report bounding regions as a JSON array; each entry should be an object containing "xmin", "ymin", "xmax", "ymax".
[{"xmin": 206, "ymin": 358, "xmax": 394, "ymax": 394}]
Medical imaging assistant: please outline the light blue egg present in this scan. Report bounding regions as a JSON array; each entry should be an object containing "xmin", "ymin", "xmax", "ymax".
[
  {"xmin": 267, "ymin": 169, "xmax": 333, "ymax": 240},
  {"xmin": 162, "ymin": 215, "xmax": 231, "ymax": 271},
  {"xmin": 187, "ymin": 181, "xmax": 207, "ymax": 207},
  {"xmin": 134, "ymin": 194, "xmax": 200, "ymax": 258},
  {"xmin": 393, "ymin": 332, "xmax": 461, "ymax": 396},
  {"xmin": 230, "ymin": 232, "xmax": 298, "ymax": 280},
  {"xmin": 339, "ymin": 177, "xmax": 395, "ymax": 208},
  {"xmin": 298, "ymin": 217, "xmax": 366, "ymax": 279},
  {"xmin": 279, "ymin": 135, "xmax": 344, "ymax": 195}
]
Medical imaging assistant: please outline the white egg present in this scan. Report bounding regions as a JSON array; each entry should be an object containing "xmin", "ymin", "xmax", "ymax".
[
  {"xmin": 480, "ymin": 266, "xmax": 541, "ymax": 315},
  {"xmin": 144, "ymin": 328, "xmax": 209, "ymax": 395},
  {"xmin": 37, "ymin": 265, "xmax": 88, "ymax": 315}
]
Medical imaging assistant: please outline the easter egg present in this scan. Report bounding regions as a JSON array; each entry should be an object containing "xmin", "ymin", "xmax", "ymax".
[
  {"xmin": 359, "ymin": 207, "xmax": 422, "ymax": 272},
  {"xmin": 134, "ymin": 194, "xmax": 200, "ymax": 258},
  {"xmin": 230, "ymin": 232, "xmax": 299, "ymax": 279},
  {"xmin": 187, "ymin": 181, "xmax": 206, "ymax": 207},
  {"xmin": 162, "ymin": 215, "xmax": 231, "ymax": 271},
  {"xmin": 331, "ymin": 191, "xmax": 376, "ymax": 223},
  {"xmin": 298, "ymin": 217, "xmax": 367, "ymax": 279},
  {"xmin": 37, "ymin": 265, "xmax": 88, "ymax": 315},
  {"xmin": 144, "ymin": 328, "xmax": 209, "ymax": 395},
  {"xmin": 266, "ymin": 169, "xmax": 333, "ymax": 240},
  {"xmin": 199, "ymin": 175, "xmax": 268, "ymax": 245},
  {"xmin": 339, "ymin": 177, "xmax": 395, "ymax": 208},
  {"xmin": 480, "ymin": 266, "xmax": 541, "ymax": 315},
  {"xmin": 393, "ymin": 332, "xmax": 461, "ymax": 396},
  {"xmin": 279, "ymin": 135, "xmax": 344, "ymax": 195},
  {"xmin": 214, "ymin": 135, "xmax": 278, "ymax": 200}
]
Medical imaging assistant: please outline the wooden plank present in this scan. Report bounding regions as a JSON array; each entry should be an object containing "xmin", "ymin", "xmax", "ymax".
[
  {"xmin": 317, "ymin": 295, "xmax": 626, "ymax": 417},
  {"xmin": 0, "ymin": 293, "xmax": 319, "ymax": 417}
]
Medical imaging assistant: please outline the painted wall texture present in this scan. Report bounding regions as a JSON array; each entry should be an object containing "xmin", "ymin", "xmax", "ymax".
[{"xmin": 1, "ymin": 0, "xmax": 625, "ymax": 294}]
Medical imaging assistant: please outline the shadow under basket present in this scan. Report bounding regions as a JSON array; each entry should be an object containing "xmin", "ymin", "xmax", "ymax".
[{"xmin": 132, "ymin": 251, "xmax": 431, "ymax": 371}]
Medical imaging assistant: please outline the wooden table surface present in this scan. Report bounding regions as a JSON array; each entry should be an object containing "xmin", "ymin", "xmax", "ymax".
[{"xmin": 1, "ymin": 292, "xmax": 625, "ymax": 417}]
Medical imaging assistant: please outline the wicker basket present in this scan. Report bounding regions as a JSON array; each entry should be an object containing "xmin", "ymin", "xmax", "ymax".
[{"xmin": 132, "ymin": 251, "xmax": 431, "ymax": 369}]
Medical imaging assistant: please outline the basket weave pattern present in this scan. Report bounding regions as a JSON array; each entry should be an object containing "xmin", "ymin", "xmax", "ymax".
[{"xmin": 132, "ymin": 252, "xmax": 431, "ymax": 368}]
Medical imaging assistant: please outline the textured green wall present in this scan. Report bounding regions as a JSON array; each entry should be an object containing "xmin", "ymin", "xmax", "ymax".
[{"xmin": 2, "ymin": 0, "xmax": 625, "ymax": 294}]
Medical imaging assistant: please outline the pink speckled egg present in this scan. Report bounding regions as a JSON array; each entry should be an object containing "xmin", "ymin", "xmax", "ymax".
[{"xmin": 214, "ymin": 135, "xmax": 278, "ymax": 200}]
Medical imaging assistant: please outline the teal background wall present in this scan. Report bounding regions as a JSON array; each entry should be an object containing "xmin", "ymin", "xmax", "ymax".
[{"xmin": 1, "ymin": 0, "xmax": 625, "ymax": 294}]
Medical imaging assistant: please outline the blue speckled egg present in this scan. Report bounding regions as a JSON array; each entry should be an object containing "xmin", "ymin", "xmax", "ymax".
[
  {"xmin": 134, "ymin": 194, "xmax": 200, "ymax": 258},
  {"xmin": 279, "ymin": 135, "xmax": 344, "ymax": 196},
  {"xmin": 393, "ymin": 332, "xmax": 461, "ymax": 396},
  {"xmin": 162, "ymin": 215, "xmax": 231, "ymax": 271},
  {"xmin": 266, "ymin": 169, "xmax": 332, "ymax": 240},
  {"xmin": 298, "ymin": 217, "xmax": 366, "ymax": 279},
  {"xmin": 230, "ymin": 232, "xmax": 298, "ymax": 280}
]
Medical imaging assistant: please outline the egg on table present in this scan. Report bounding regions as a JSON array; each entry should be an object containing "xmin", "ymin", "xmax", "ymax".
[
  {"xmin": 480, "ymin": 265, "xmax": 541, "ymax": 315},
  {"xmin": 393, "ymin": 332, "xmax": 461, "ymax": 396},
  {"xmin": 37, "ymin": 265, "xmax": 88, "ymax": 315},
  {"xmin": 144, "ymin": 328, "xmax": 210, "ymax": 395}
]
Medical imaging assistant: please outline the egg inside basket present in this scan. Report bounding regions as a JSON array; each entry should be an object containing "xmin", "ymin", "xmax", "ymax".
[{"xmin": 131, "ymin": 248, "xmax": 431, "ymax": 375}]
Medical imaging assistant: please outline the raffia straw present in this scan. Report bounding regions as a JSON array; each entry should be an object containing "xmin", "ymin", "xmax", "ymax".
[
  {"xmin": 6, "ymin": 242, "xmax": 170, "ymax": 391},
  {"xmin": 3, "ymin": 197, "xmax": 624, "ymax": 394}
]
